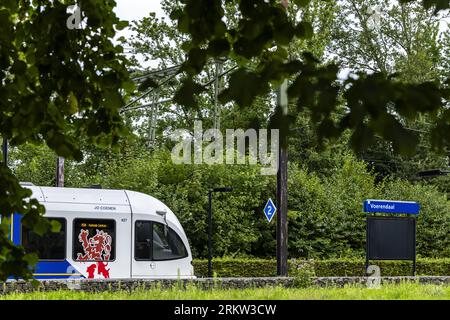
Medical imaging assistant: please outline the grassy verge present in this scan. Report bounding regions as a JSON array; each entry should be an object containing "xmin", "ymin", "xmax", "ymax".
[{"xmin": 1, "ymin": 283, "xmax": 449, "ymax": 300}]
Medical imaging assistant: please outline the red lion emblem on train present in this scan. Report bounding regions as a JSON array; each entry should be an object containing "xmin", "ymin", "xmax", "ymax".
[{"xmin": 77, "ymin": 229, "xmax": 112, "ymax": 279}]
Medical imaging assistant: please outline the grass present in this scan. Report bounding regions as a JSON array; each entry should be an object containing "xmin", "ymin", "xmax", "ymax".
[{"xmin": 1, "ymin": 283, "xmax": 449, "ymax": 300}]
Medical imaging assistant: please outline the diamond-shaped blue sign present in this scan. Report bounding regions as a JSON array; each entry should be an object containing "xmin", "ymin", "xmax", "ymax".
[{"xmin": 263, "ymin": 198, "xmax": 277, "ymax": 223}]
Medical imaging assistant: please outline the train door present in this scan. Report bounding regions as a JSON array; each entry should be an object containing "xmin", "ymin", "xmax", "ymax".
[{"xmin": 131, "ymin": 214, "xmax": 190, "ymax": 278}]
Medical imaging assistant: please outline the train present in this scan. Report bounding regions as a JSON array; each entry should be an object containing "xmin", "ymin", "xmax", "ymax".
[{"xmin": 8, "ymin": 184, "xmax": 195, "ymax": 280}]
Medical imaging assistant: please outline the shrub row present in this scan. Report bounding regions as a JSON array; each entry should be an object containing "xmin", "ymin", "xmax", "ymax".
[{"xmin": 192, "ymin": 258, "xmax": 450, "ymax": 277}]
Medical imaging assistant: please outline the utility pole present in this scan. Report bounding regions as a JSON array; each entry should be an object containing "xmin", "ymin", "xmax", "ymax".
[
  {"xmin": 2, "ymin": 138, "xmax": 8, "ymax": 167},
  {"xmin": 147, "ymin": 92, "xmax": 159, "ymax": 149},
  {"xmin": 56, "ymin": 156, "xmax": 65, "ymax": 187},
  {"xmin": 213, "ymin": 59, "xmax": 223, "ymax": 133},
  {"xmin": 208, "ymin": 190, "xmax": 213, "ymax": 277},
  {"xmin": 276, "ymin": 80, "xmax": 288, "ymax": 276}
]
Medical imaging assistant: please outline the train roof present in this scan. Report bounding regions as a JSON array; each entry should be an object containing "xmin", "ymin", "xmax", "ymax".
[
  {"xmin": 23, "ymin": 186, "xmax": 183, "ymax": 231},
  {"xmin": 28, "ymin": 186, "xmax": 130, "ymax": 205}
]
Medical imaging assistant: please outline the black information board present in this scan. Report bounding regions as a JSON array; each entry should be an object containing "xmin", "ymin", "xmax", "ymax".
[{"xmin": 366, "ymin": 216, "xmax": 416, "ymax": 275}]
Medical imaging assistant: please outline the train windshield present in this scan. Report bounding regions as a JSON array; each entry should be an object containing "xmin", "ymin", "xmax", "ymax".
[{"xmin": 135, "ymin": 221, "xmax": 187, "ymax": 261}]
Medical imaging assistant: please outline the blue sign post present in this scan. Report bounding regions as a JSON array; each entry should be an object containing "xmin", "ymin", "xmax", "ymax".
[
  {"xmin": 363, "ymin": 199, "xmax": 420, "ymax": 215},
  {"xmin": 263, "ymin": 198, "xmax": 277, "ymax": 223}
]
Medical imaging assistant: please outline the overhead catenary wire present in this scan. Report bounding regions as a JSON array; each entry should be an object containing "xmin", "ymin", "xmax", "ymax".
[
  {"xmin": 121, "ymin": 64, "xmax": 238, "ymax": 114},
  {"xmin": 121, "ymin": 98, "xmax": 173, "ymax": 113},
  {"xmin": 121, "ymin": 72, "xmax": 179, "ymax": 111},
  {"xmin": 131, "ymin": 64, "xmax": 183, "ymax": 82},
  {"xmin": 122, "ymin": 61, "xmax": 237, "ymax": 151}
]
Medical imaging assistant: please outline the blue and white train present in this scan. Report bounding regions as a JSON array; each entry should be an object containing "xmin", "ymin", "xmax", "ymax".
[{"xmin": 8, "ymin": 184, "xmax": 195, "ymax": 280}]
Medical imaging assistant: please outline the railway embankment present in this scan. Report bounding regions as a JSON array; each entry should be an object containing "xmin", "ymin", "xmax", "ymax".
[{"xmin": 1, "ymin": 276, "xmax": 450, "ymax": 295}]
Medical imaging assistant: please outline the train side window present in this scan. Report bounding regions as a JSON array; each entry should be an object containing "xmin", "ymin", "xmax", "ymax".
[
  {"xmin": 22, "ymin": 218, "xmax": 66, "ymax": 261},
  {"xmin": 73, "ymin": 219, "xmax": 116, "ymax": 261},
  {"xmin": 152, "ymin": 223, "xmax": 188, "ymax": 261},
  {"xmin": 135, "ymin": 221, "xmax": 152, "ymax": 260}
]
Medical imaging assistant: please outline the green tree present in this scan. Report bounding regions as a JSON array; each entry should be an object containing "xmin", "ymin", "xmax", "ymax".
[
  {"xmin": 9, "ymin": 143, "xmax": 58, "ymax": 186},
  {"xmin": 124, "ymin": 0, "xmax": 339, "ymax": 143},
  {"xmin": 327, "ymin": 0, "xmax": 449, "ymax": 179},
  {"xmin": 170, "ymin": 0, "xmax": 448, "ymax": 156},
  {"xmin": 127, "ymin": 1, "xmax": 448, "ymax": 181},
  {"xmin": 329, "ymin": 0, "xmax": 447, "ymax": 80}
]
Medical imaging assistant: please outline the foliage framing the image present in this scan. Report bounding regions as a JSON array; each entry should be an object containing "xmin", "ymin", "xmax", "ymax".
[
  {"xmin": 0, "ymin": 0, "xmax": 449, "ymax": 281},
  {"xmin": 0, "ymin": 0, "xmax": 133, "ymax": 280}
]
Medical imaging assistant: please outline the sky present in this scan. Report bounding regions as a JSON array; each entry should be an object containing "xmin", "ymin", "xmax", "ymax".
[
  {"xmin": 113, "ymin": 0, "xmax": 167, "ymax": 67},
  {"xmin": 114, "ymin": 0, "xmax": 165, "ymax": 21}
]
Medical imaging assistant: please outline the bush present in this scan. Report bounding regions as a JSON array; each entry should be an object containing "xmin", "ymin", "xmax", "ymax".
[
  {"xmin": 193, "ymin": 258, "xmax": 450, "ymax": 277},
  {"xmin": 291, "ymin": 260, "xmax": 316, "ymax": 288},
  {"xmin": 12, "ymin": 144, "xmax": 450, "ymax": 259},
  {"xmin": 287, "ymin": 155, "xmax": 450, "ymax": 259}
]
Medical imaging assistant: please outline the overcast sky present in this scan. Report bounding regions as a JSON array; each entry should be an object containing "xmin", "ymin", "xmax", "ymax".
[
  {"xmin": 114, "ymin": 0, "xmax": 165, "ymax": 21},
  {"xmin": 112, "ymin": 0, "xmax": 167, "ymax": 67}
]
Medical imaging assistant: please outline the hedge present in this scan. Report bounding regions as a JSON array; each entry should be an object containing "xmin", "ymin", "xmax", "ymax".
[{"xmin": 193, "ymin": 258, "xmax": 450, "ymax": 277}]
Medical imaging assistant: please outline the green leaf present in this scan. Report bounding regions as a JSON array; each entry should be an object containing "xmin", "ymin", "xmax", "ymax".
[
  {"xmin": 138, "ymin": 78, "xmax": 158, "ymax": 91},
  {"xmin": 170, "ymin": 9, "xmax": 183, "ymax": 20},
  {"xmin": 50, "ymin": 219, "xmax": 62, "ymax": 233},
  {"xmin": 173, "ymin": 78, "xmax": 205, "ymax": 108},
  {"xmin": 32, "ymin": 218, "xmax": 50, "ymax": 236},
  {"xmin": 296, "ymin": 21, "xmax": 313, "ymax": 39},
  {"xmin": 350, "ymin": 125, "xmax": 375, "ymax": 152},
  {"xmin": 2, "ymin": 0, "xmax": 17, "ymax": 10},
  {"xmin": 23, "ymin": 253, "xmax": 39, "ymax": 267},
  {"xmin": 293, "ymin": 0, "xmax": 312, "ymax": 8},
  {"xmin": 68, "ymin": 92, "xmax": 78, "ymax": 115},
  {"xmin": 207, "ymin": 38, "xmax": 231, "ymax": 57},
  {"xmin": 183, "ymin": 48, "xmax": 207, "ymax": 75},
  {"xmin": 219, "ymin": 69, "xmax": 268, "ymax": 107},
  {"xmin": 116, "ymin": 20, "xmax": 129, "ymax": 31}
]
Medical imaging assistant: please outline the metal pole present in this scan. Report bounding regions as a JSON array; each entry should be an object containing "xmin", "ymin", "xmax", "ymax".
[
  {"xmin": 213, "ymin": 59, "xmax": 223, "ymax": 134},
  {"xmin": 2, "ymin": 138, "xmax": 7, "ymax": 167},
  {"xmin": 276, "ymin": 146, "xmax": 288, "ymax": 276},
  {"xmin": 276, "ymin": 80, "xmax": 288, "ymax": 277},
  {"xmin": 56, "ymin": 156, "xmax": 65, "ymax": 187},
  {"xmin": 366, "ymin": 215, "xmax": 369, "ymax": 275},
  {"xmin": 413, "ymin": 217, "xmax": 416, "ymax": 276},
  {"xmin": 207, "ymin": 190, "xmax": 213, "ymax": 277},
  {"xmin": 147, "ymin": 92, "xmax": 159, "ymax": 149}
]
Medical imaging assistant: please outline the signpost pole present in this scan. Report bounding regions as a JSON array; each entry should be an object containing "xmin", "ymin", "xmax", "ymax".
[
  {"xmin": 275, "ymin": 2, "xmax": 290, "ymax": 277},
  {"xmin": 56, "ymin": 156, "xmax": 65, "ymax": 187},
  {"xmin": 413, "ymin": 218, "xmax": 417, "ymax": 276},
  {"xmin": 276, "ymin": 80, "xmax": 288, "ymax": 277},
  {"xmin": 365, "ymin": 214, "xmax": 369, "ymax": 275},
  {"xmin": 2, "ymin": 138, "xmax": 7, "ymax": 167},
  {"xmin": 207, "ymin": 190, "xmax": 213, "ymax": 278}
]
